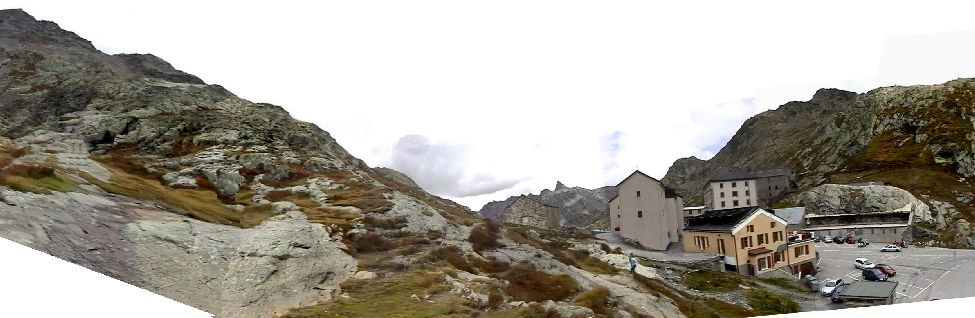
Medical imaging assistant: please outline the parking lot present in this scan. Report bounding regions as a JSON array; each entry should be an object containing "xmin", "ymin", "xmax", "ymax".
[{"xmin": 813, "ymin": 240, "xmax": 975, "ymax": 303}]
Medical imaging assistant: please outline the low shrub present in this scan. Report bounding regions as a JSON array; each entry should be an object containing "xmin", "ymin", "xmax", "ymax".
[
  {"xmin": 363, "ymin": 215, "xmax": 408, "ymax": 230},
  {"xmin": 350, "ymin": 233, "xmax": 394, "ymax": 253},
  {"xmin": 573, "ymin": 287, "xmax": 611, "ymax": 317},
  {"xmin": 430, "ymin": 246, "xmax": 477, "ymax": 273},
  {"xmin": 469, "ymin": 220, "xmax": 503, "ymax": 252},
  {"xmin": 469, "ymin": 256, "xmax": 511, "ymax": 274},
  {"xmin": 502, "ymin": 264, "xmax": 580, "ymax": 302},
  {"xmin": 487, "ymin": 290, "xmax": 504, "ymax": 309}
]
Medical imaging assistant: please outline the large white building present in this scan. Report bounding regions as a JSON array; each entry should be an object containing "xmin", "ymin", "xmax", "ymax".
[{"xmin": 609, "ymin": 170, "xmax": 684, "ymax": 251}]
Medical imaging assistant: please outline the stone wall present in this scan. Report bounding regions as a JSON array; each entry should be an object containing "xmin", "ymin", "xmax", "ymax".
[{"xmin": 502, "ymin": 196, "xmax": 558, "ymax": 229}]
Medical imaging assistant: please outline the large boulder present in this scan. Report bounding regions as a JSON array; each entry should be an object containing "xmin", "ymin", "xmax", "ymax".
[{"xmin": 800, "ymin": 184, "xmax": 932, "ymax": 222}]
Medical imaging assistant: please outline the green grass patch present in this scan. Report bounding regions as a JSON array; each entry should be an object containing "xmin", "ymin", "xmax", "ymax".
[
  {"xmin": 282, "ymin": 270, "xmax": 469, "ymax": 318},
  {"xmin": 0, "ymin": 163, "xmax": 79, "ymax": 194},
  {"xmin": 745, "ymin": 289, "xmax": 800, "ymax": 316},
  {"xmin": 757, "ymin": 277, "xmax": 813, "ymax": 294},
  {"xmin": 631, "ymin": 273, "xmax": 750, "ymax": 318},
  {"xmin": 683, "ymin": 270, "xmax": 745, "ymax": 292}
]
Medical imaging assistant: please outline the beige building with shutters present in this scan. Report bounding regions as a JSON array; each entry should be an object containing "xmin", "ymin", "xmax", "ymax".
[
  {"xmin": 608, "ymin": 170, "xmax": 683, "ymax": 251},
  {"xmin": 683, "ymin": 207, "xmax": 817, "ymax": 276},
  {"xmin": 704, "ymin": 167, "xmax": 793, "ymax": 211}
]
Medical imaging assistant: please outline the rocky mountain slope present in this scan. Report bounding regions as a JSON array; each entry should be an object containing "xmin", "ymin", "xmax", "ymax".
[
  {"xmin": 479, "ymin": 181, "xmax": 618, "ymax": 228},
  {"xmin": 661, "ymin": 82, "xmax": 975, "ymax": 248},
  {"xmin": 0, "ymin": 9, "xmax": 691, "ymax": 318}
]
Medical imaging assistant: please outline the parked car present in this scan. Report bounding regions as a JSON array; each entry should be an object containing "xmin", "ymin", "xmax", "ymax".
[
  {"xmin": 820, "ymin": 279, "xmax": 844, "ymax": 296},
  {"xmin": 880, "ymin": 244, "xmax": 902, "ymax": 252},
  {"xmin": 844, "ymin": 236, "xmax": 857, "ymax": 244},
  {"xmin": 832, "ymin": 236, "xmax": 844, "ymax": 244},
  {"xmin": 854, "ymin": 258, "xmax": 876, "ymax": 269},
  {"xmin": 875, "ymin": 264, "xmax": 897, "ymax": 277},
  {"xmin": 863, "ymin": 268, "xmax": 888, "ymax": 281},
  {"xmin": 830, "ymin": 283, "xmax": 852, "ymax": 303}
]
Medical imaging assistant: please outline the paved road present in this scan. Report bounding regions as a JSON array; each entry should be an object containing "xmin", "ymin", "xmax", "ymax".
[
  {"xmin": 594, "ymin": 232, "xmax": 717, "ymax": 262},
  {"xmin": 813, "ymin": 240, "xmax": 975, "ymax": 304}
]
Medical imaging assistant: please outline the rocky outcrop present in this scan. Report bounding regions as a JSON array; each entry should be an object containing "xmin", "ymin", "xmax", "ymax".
[
  {"xmin": 800, "ymin": 184, "xmax": 932, "ymax": 222},
  {"xmin": 372, "ymin": 167, "xmax": 420, "ymax": 189},
  {"xmin": 479, "ymin": 182, "xmax": 618, "ymax": 228}
]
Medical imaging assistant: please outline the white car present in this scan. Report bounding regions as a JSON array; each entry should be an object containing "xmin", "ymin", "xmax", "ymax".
[
  {"xmin": 854, "ymin": 258, "xmax": 876, "ymax": 269},
  {"xmin": 820, "ymin": 278, "xmax": 844, "ymax": 296},
  {"xmin": 880, "ymin": 244, "xmax": 902, "ymax": 252}
]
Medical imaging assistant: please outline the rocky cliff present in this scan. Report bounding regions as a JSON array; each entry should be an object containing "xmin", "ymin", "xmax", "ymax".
[
  {"xmin": 662, "ymin": 82, "xmax": 975, "ymax": 247},
  {"xmin": 479, "ymin": 181, "xmax": 618, "ymax": 228},
  {"xmin": 0, "ymin": 9, "xmax": 688, "ymax": 318}
]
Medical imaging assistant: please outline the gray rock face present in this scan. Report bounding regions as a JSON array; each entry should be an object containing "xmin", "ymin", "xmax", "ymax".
[
  {"xmin": 479, "ymin": 182, "xmax": 618, "ymax": 228},
  {"xmin": 0, "ymin": 189, "xmax": 356, "ymax": 318},
  {"xmin": 800, "ymin": 184, "xmax": 932, "ymax": 222},
  {"xmin": 372, "ymin": 167, "xmax": 421, "ymax": 189},
  {"xmin": 125, "ymin": 210, "xmax": 356, "ymax": 318}
]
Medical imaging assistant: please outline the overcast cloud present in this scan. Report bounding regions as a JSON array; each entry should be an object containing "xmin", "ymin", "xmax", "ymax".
[{"xmin": 7, "ymin": 1, "xmax": 975, "ymax": 210}]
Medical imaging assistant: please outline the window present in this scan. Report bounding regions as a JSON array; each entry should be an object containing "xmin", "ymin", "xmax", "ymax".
[
  {"xmin": 740, "ymin": 237, "xmax": 749, "ymax": 248},
  {"xmin": 720, "ymin": 183, "xmax": 724, "ymax": 189},
  {"xmin": 747, "ymin": 225, "xmax": 754, "ymax": 232},
  {"xmin": 775, "ymin": 185, "xmax": 779, "ymax": 190},
  {"xmin": 732, "ymin": 191, "xmax": 739, "ymax": 197},
  {"xmin": 757, "ymin": 234, "xmax": 765, "ymax": 245},
  {"xmin": 638, "ymin": 211, "xmax": 643, "ymax": 218},
  {"xmin": 770, "ymin": 222, "xmax": 775, "ymax": 228},
  {"xmin": 717, "ymin": 239, "xmax": 725, "ymax": 254},
  {"xmin": 694, "ymin": 236, "xmax": 709, "ymax": 250},
  {"xmin": 804, "ymin": 245, "xmax": 809, "ymax": 255},
  {"xmin": 637, "ymin": 191, "xmax": 641, "ymax": 197},
  {"xmin": 732, "ymin": 182, "xmax": 737, "ymax": 187},
  {"xmin": 720, "ymin": 192, "xmax": 725, "ymax": 198},
  {"xmin": 772, "ymin": 231, "xmax": 780, "ymax": 242},
  {"xmin": 745, "ymin": 190, "xmax": 750, "ymax": 196},
  {"xmin": 617, "ymin": 214, "xmax": 620, "ymax": 219},
  {"xmin": 721, "ymin": 202, "xmax": 726, "ymax": 208},
  {"xmin": 758, "ymin": 257, "xmax": 767, "ymax": 270},
  {"xmin": 794, "ymin": 246, "xmax": 801, "ymax": 258},
  {"xmin": 733, "ymin": 200, "xmax": 739, "ymax": 207},
  {"xmin": 745, "ymin": 181, "xmax": 748, "ymax": 186},
  {"xmin": 746, "ymin": 199, "xmax": 751, "ymax": 206}
]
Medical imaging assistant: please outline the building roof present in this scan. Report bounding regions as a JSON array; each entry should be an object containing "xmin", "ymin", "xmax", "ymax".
[
  {"xmin": 615, "ymin": 170, "xmax": 660, "ymax": 187},
  {"xmin": 802, "ymin": 223, "xmax": 911, "ymax": 231},
  {"xmin": 709, "ymin": 167, "xmax": 754, "ymax": 182},
  {"xmin": 773, "ymin": 207, "xmax": 806, "ymax": 225},
  {"xmin": 683, "ymin": 206, "xmax": 706, "ymax": 210},
  {"xmin": 683, "ymin": 207, "xmax": 760, "ymax": 232},
  {"xmin": 608, "ymin": 170, "xmax": 675, "ymax": 202},
  {"xmin": 840, "ymin": 281, "xmax": 898, "ymax": 299}
]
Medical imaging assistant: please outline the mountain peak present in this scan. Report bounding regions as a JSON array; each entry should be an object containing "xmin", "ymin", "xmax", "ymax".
[{"xmin": 555, "ymin": 181, "xmax": 568, "ymax": 190}]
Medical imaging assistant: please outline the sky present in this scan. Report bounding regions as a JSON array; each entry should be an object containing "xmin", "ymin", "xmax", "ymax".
[{"xmin": 7, "ymin": 1, "xmax": 975, "ymax": 210}]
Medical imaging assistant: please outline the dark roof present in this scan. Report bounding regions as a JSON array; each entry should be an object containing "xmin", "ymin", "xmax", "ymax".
[
  {"xmin": 840, "ymin": 281, "xmax": 898, "ymax": 299},
  {"xmin": 683, "ymin": 207, "xmax": 761, "ymax": 232},
  {"xmin": 748, "ymin": 247, "xmax": 772, "ymax": 255},
  {"xmin": 709, "ymin": 167, "xmax": 753, "ymax": 182},
  {"xmin": 709, "ymin": 167, "xmax": 791, "ymax": 182},
  {"xmin": 773, "ymin": 207, "xmax": 805, "ymax": 225}
]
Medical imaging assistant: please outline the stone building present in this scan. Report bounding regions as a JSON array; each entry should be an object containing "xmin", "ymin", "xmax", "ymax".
[
  {"xmin": 608, "ymin": 170, "xmax": 684, "ymax": 251},
  {"xmin": 501, "ymin": 196, "xmax": 560, "ymax": 229},
  {"xmin": 802, "ymin": 203, "xmax": 914, "ymax": 243}
]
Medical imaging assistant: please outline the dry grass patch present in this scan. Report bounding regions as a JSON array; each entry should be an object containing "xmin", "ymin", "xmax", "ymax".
[
  {"xmin": 573, "ymin": 287, "xmax": 611, "ymax": 317},
  {"xmin": 349, "ymin": 233, "xmax": 395, "ymax": 254},
  {"xmin": 80, "ymin": 163, "xmax": 252, "ymax": 227},
  {"xmin": 264, "ymin": 190, "xmax": 320, "ymax": 208},
  {"xmin": 502, "ymin": 263, "xmax": 580, "ymax": 302},
  {"xmin": 319, "ymin": 169, "xmax": 393, "ymax": 213},
  {"xmin": 300, "ymin": 206, "xmax": 361, "ymax": 234},
  {"xmin": 469, "ymin": 255, "xmax": 511, "ymax": 274}
]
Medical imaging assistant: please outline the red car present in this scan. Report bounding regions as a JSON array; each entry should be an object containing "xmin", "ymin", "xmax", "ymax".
[{"xmin": 875, "ymin": 264, "xmax": 896, "ymax": 277}]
